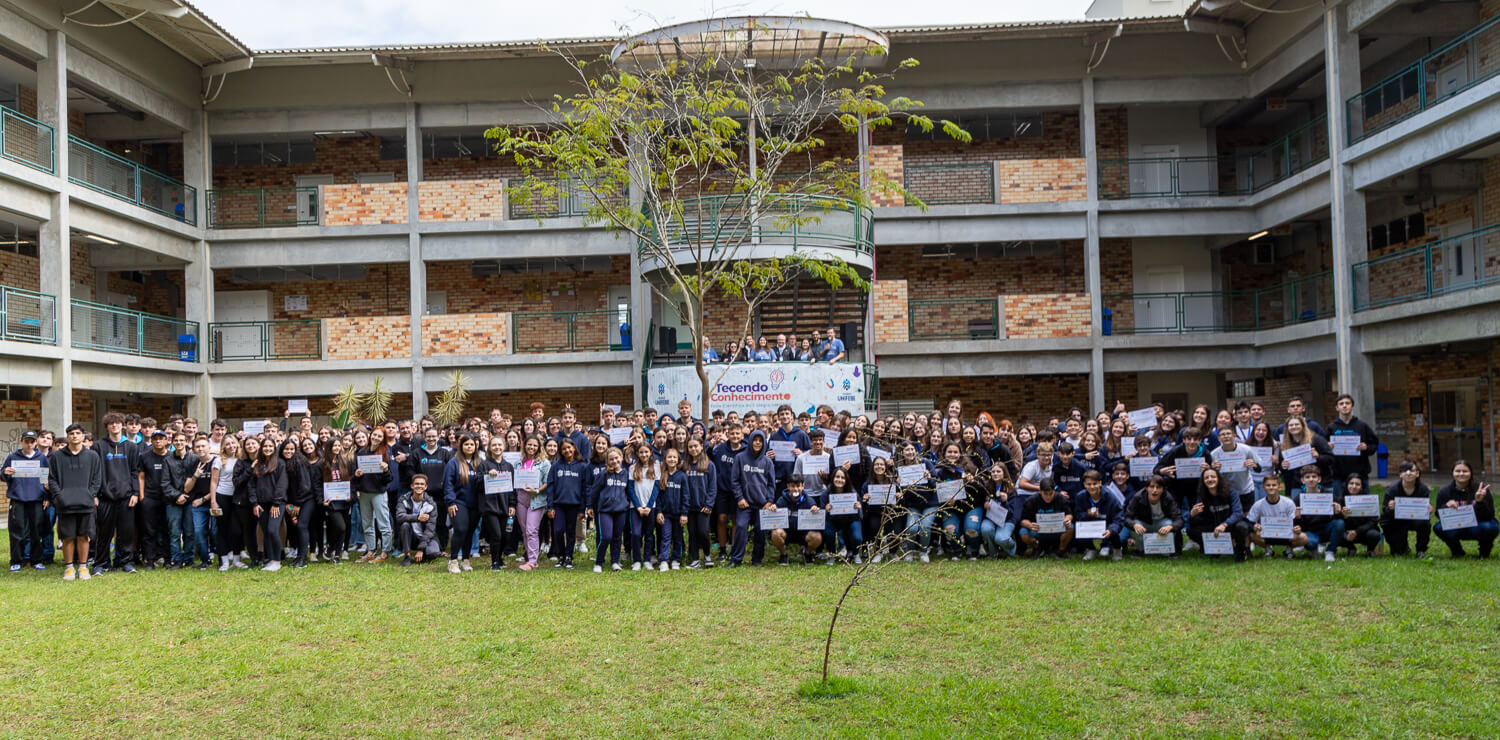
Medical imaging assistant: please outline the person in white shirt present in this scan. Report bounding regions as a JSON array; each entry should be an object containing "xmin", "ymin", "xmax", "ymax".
[
  {"xmin": 1245, "ymin": 475, "xmax": 1306, "ymax": 558},
  {"xmin": 792, "ymin": 429, "xmax": 833, "ymax": 498}
]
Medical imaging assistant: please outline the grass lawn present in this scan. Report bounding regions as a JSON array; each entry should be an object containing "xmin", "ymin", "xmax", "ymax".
[{"xmin": 1, "ymin": 538, "xmax": 1498, "ymax": 737}]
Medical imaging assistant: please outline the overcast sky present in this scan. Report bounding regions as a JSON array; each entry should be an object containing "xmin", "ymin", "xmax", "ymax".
[{"xmin": 191, "ymin": 0, "xmax": 1096, "ymax": 50}]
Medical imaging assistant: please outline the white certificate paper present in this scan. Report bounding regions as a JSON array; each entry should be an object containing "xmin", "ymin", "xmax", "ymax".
[
  {"xmin": 1129, "ymin": 456, "xmax": 1158, "ymax": 479},
  {"xmin": 1203, "ymin": 532, "xmax": 1235, "ymax": 555},
  {"xmin": 484, "ymin": 472, "xmax": 514, "ymax": 494},
  {"xmin": 1217, "ymin": 452, "xmax": 1247, "ymax": 473},
  {"xmin": 1128, "ymin": 408, "xmax": 1157, "ymax": 432},
  {"xmin": 832, "ymin": 445, "xmax": 861, "ymax": 468},
  {"xmin": 608, "ymin": 427, "xmax": 631, "ymax": 445},
  {"xmin": 514, "ymin": 468, "xmax": 541, "ymax": 490},
  {"xmin": 1394, "ymin": 497, "xmax": 1430, "ymax": 521},
  {"xmin": 759, "ymin": 508, "xmax": 789, "ymax": 529},
  {"xmin": 502, "ymin": 452, "xmax": 523, "ymax": 466},
  {"xmin": 356, "ymin": 455, "xmax": 383, "ymax": 475},
  {"xmin": 1344, "ymin": 494, "xmax": 1379, "ymax": 518},
  {"xmin": 1036, "ymin": 511, "xmax": 1066, "ymax": 534},
  {"xmin": 1248, "ymin": 446, "xmax": 1274, "ymax": 467},
  {"xmin": 1331, "ymin": 435, "xmax": 1362, "ymax": 456},
  {"xmin": 1120, "ymin": 436, "xmax": 1136, "ymax": 457},
  {"xmin": 1282, "ymin": 444, "xmax": 1316, "ymax": 470},
  {"xmin": 287, "ymin": 399, "xmax": 309, "ymax": 415},
  {"xmin": 323, "ymin": 481, "xmax": 351, "ymax": 501},
  {"xmin": 1438, "ymin": 505, "xmax": 1478, "ymax": 531},
  {"xmin": 897, "ymin": 464, "xmax": 927, "ymax": 487},
  {"xmin": 801, "ymin": 454, "xmax": 829, "ymax": 475},
  {"xmin": 794, "ymin": 509, "xmax": 826, "ymax": 530},
  {"xmin": 242, "ymin": 420, "xmax": 267, "ymax": 435},
  {"xmin": 1259, "ymin": 519, "xmax": 1293, "ymax": 539},
  {"xmin": 1298, "ymin": 492, "xmax": 1334, "ymax": 516},
  {"xmin": 9, "ymin": 459, "xmax": 46, "ymax": 478},
  {"xmin": 828, "ymin": 493, "xmax": 858, "ymax": 516},
  {"xmin": 866, "ymin": 484, "xmax": 896, "ymax": 506},
  {"xmin": 769, "ymin": 441, "xmax": 797, "ymax": 458},
  {"xmin": 867, "ymin": 447, "xmax": 892, "ymax": 461},
  {"xmin": 1143, "ymin": 533, "xmax": 1175, "ymax": 555},
  {"xmin": 935, "ymin": 479, "xmax": 965, "ymax": 503},
  {"xmin": 1175, "ymin": 458, "xmax": 1203, "ymax": 479},
  {"xmin": 1075, "ymin": 520, "xmax": 1107, "ymax": 539}
]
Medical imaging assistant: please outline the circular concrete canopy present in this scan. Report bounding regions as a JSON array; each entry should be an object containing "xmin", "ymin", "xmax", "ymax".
[{"xmin": 610, "ymin": 16, "xmax": 889, "ymax": 70}]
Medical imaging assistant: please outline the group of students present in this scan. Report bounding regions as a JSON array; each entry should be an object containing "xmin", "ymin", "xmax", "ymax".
[
  {"xmin": 4, "ymin": 391, "xmax": 1496, "ymax": 581},
  {"xmin": 700, "ymin": 326, "xmax": 847, "ymax": 364}
]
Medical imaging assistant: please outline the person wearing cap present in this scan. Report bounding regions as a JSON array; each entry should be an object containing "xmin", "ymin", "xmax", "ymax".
[{"xmin": 3, "ymin": 430, "xmax": 51, "ymax": 571}]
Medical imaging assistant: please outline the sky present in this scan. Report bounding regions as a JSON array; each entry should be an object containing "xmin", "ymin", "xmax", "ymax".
[{"xmin": 190, "ymin": 0, "xmax": 1096, "ymax": 50}]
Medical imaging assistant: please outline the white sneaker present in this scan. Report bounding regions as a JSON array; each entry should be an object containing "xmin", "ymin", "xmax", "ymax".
[
  {"xmin": 78, "ymin": 565, "xmax": 91, "ymax": 580},
  {"xmin": 902, "ymin": 553, "xmax": 913, "ymax": 562},
  {"xmin": 1098, "ymin": 546, "xmax": 1112, "ymax": 558},
  {"xmin": 63, "ymin": 565, "xmax": 76, "ymax": 581},
  {"xmin": 631, "ymin": 562, "xmax": 641, "ymax": 571},
  {"xmin": 871, "ymin": 553, "xmax": 883, "ymax": 564},
  {"xmin": 1110, "ymin": 548, "xmax": 1123, "ymax": 562},
  {"xmin": 262, "ymin": 562, "xmax": 282, "ymax": 572},
  {"xmin": 447, "ymin": 560, "xmax": 461, "ymax": 574},
  {"xmin": 1083, "ymin": 550, "xmax": 1097, "ymax": 561},
  {"xmin": 919, "ymin": 552, "xmax": 930, "ymax": 563},
  {"xmin": 611, "ymin": 563, "xmax": 622, "ymax": 571},
  {"xmin": 658, "ymin": 562, "xmax": 669, "ymax": 572},
  {"xmin": 308, "ymin": 552, "xmax": 319, "ymax": 563},
  {"xmin": 593, "ymin": 564, "xmax": 603, "ymax": 573},
  {"xmin": 219, "ymin": 556, "xmax": 231, "ymax": 572},
  {"xmin": 1324, "ymin": 550, "xmax": 1336, "ymax": 563},
  {"xmin": 1316, "ymin": 544, "xmax": 1326, "ymax": 556},
  {"xmin": 853, "ymin": 554, "xmax": 863, "ymax": 564},
  {"xmin": 670, "ymin": 561, "xmax": 680, "ymax": 570},
  {"xmin": 232, "ymin": 555, "xmax": 249, "ymax": 570},
  {"xmin": 460, "ymin": 559, "xmax": 473, "ymax": 572},
  {"xmin": 1183, "ymin": 540, "xmax": 1200, "ymax": 552},
  {"xmin": 578, "ymin": 543, "xmax": 589, "ymax": 554}
]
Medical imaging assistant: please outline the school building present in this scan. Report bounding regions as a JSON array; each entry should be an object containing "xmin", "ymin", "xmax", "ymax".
[{"xmin": 0, "ymin": 0, "xmax": 1495, "ymax": 475}]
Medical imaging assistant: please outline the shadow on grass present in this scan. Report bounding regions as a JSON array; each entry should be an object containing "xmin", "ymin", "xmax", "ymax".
[{"xmin": 798, "ymin": 676, "xmax": 860, "ymax": 700}]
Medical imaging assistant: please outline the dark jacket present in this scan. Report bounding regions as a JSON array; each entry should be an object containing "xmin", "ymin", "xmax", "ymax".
[
  {"xmin": 248, "ymin": 459, "xmax": 289, "ymax": 507},
  {"xmin": 478, "ymin": 458, "xmax": 517, "ymax": 517},
  {"xmin": 660, "ymin": 470, "xmax": 688, "ymax": 515},
  {"xmin": 1435, "ymin": 481, "xmax": 1496, "ymax": 523},
  {"xmin": 442, "ymin": 456, "xmax": 484, "ymax": 510},
  {"xmin": 731, "ymin": 431, "xmax": 776, "ymax": 507},
  {"xmin": 768, "ymin": 427, "xmax": 810, "ymax": 484},
  {"xmin": 1188, "ymin": 488, "xmax": 1245, "ymax": 531},
  {"xmin": 413, "ymin": 445, "xmax": 452, "ymax": 491},
  {"xmin": 283, "ymin": 455, "xmax": 313, "ymax": 506},
  {"xmin": 1073, "ymin": 490, "xmax": 1126, "ymax": 535},
  {"xmin": 1380, "ymin": 480, "xmax": 1430, "ymax": 526},
  {"xmin": 1326, "ymin": 416, "xmax": 1379, "ymax": 479},
  {"xmin": 1292, "ymin": 486, "xmax": 1343, "ymax": 532},
  {"xmin": 353, "ymin": 447, "xmax": 391, "ymax": 494},
  {"xmin": 1156, "ymin": 442, "xmax": 1209, "ymax": 506},
  {"xmin": 90, "ymin": 436, "xmax": 140, "ymax": 501},
  {"xmin": 682, "ymin": 462, "xmax": 717, "ymax": 511},
  {"xmin": 139, "ymin": 449, "xmax": 178, "ymax": 500},
  {"xmin": 49, "ymin": 445, "xmax": 102, "ymax": 513},
  {"xmin": 1125, "ymin": 490, "xmax": 1184, "ymax": 532},
  {"xmin": 1020, "ymin": 491, "xmax": 1071, "ymax": 529},
  {"xmin": 2, "ymin": 449, "xmax": 49, "ymax": 502},
  {"xmin": 711, "ymin": 440, "xmax": 745, "ymax": 494},
  {"xmin": 547, "ymin": 459, "xmax": 590, "ymax": 507},
  {"xmin": 587, "ymin": 468, "xmax": 632, "ymax": 513},
  {"xmin": 395, "ymin": 491, "xmax": 438, "ymax": 546}
]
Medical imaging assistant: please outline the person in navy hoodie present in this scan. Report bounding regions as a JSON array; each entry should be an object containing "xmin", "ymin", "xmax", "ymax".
[
  {"xmin": 547, "ymin": 439, "xmax": 589, "ymax": 570},
  {"xmin": 1156, "ymin": 427, "xmax": 1210, "ymax": 518},
  {"xmin": 768, "ymin": 405, "xmax": 811, "ymax": 489},
  {"xmin": 1186, "ymin": 467, "xmax": 1248, "ymax": 562},
  {"xmin": 411, "ymin": 427, "xmax": 452, "ymax": 554},
  {"xmin": 729, "ymin": 429, "xmax": 776, "ymax": 567},
  {"xmin": 655, "ymin": 448, "xmax": 688, "ymax": 571},
  {"xmin": 1051, "ymin": 442, "xmax": 1089, "ymax": 499},
  {"xmin": 586, "ymin": 446, "xmax": 631, "ymax": 572},
  {"xmin": 1073, "ymin": 470, "xmax": 1125, "ymax": 561},
  {"xmin": 710, "ymin": 422, "xmax": 747, "ymax": 560},
  {"xmin": 3, "ymin": 430, "xmax": 51, "ymax": 571},
  {"xmin": 1431, "ymin": 459, "xmax": 1496, "ymax": 559},
  {"xmin": 1019, "ymin": 480, "xmax": 1073, "ymax": 559},
  {"xmin": 768, "ymin": 476, "xmax": 824, "ymax": 565},
  {"xmin": 681, "ymin": 437, "xmax": 717, "ymax": 568}
]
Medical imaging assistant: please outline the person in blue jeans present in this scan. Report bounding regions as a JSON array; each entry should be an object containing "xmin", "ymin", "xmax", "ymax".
[
  {"xmin": 1431, "ymin": 459, "xmax": 1497, "ymax": 559},
  {"xmin": 1292, "ymin": 465, "xmax": 1344, "ymax": 563},
  {"xmin": 979, "ymin": 464, "xmax": 1017, "ymax": 558},
  {"xmin": 187, "ymin": 437, "xmax": 217, "ymax": 568}
]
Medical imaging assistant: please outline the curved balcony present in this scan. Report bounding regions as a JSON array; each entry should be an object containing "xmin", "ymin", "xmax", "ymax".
[{"xmin": 640, "ymin": 194, "xmax": 874, "ymax": 278}]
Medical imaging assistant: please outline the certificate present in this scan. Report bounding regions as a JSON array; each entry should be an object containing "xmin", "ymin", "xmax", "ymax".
[
  {"xmin": 935, "ymin": 479, "xmax": 965, "ymax": 503},
  {"xmin": 9, "ymin": 459, "xmax": 46, "ymax": 478},
  {"xmin": 801, "ymin": 454, "xmax": 829, "ymax": 475},
  {"xmin": 1075, "ymin": 520, "xmax": 1108, "ymax": 539},
  {"xmin": 984, "ymin": 501, "xmax": 1008, "ymax": 527},
  {"xmin": 608, "ymin": 427, "xmax": 632, "ymax": 445},
  {"xmin": 867, "ymin": 446, "xmax": 892, "ymax": 461},
  {"xmin": 1036, "ymin": 511, "xmax": 1066, "ymax": 534},
  {"xmin": 242, "ymin": 420, "xmax": 267, "ymax": 435},
  {"xmin": 1331, "ymin": 435, "xmax": 1362, "ymax": 456},
  {"xmin": 1394, "ymin": 497, "xmax": 1430, "ymax": 521},
  {"xmin": 1119, "ymin": 436, "xmax": 1136, "ymax": 457},
  {"xmin": 1129, "ymin": 456, "xmax": 1158, "ymax": 479},
  {"xmin": 287, "ymin": 399, "xmax": 309, "ymax": 414},
  {"xmin": 514, "ymin": 468, "xmax": 541, "ymax": 490},
  {"xmin": 1143, "ymin": 533, "xmax": 1175, "ymax": 555},
  {"xmin": 1217, "ymin": 452, "xmax": 1247, "ymax": 473},
  {"xmin": 356, "ymin": 455, "xmax": 384, "ymax": 475},
  {"xmin": 1175, "ymin": 458, "xmax": 1203, "ymax": 479},
  {"xmin": 759, "ymin": 508, "xmax": 790, "ymax": 530},
  {"xmin": 832, "ymin": 444, "xmax": 862, "ymax": 468},
  {"xmin": 323, "ymin": 481, "xmax": 351, "ymax": 501},
  {"xmin": 1128, "ymin": 408, "xmax": 1157, "ymax": 432},
  {"xmin": 794, "ymin": 509, "xmax": 826, "ymax": 530},
  {"xmin": 866, "ymin": 484, "xmax": 896, "ymax": 506},
  {"xmin": 484, "ymin": 472, "xmax": 514, "ymax": 494},
  {"xmin": 502, "ymin": 451, "xmax": 523, "ymax": 466},
  {"xmin": 769, "ymin": 440, "xmax": 797, "ymax": 458},
  {"xmin": 828, "ymin": 493, "xmax": 858, "ymax": 516},
  {"xmin": 1344, "ymin": 494, "xmax": 1379, "ymax": 518},
  {"xmin": 1438, "ymin": 505, "xmax": 1478, "ymax": 531},
  {"xmin": 1259, "ymin": 519, "xmax": 1293, "ymax": 539},
  {"xmin": 1298, "ymin": 492, "xmax": 1334, "ymax": 516},
  {"xmin": 1248, "ymin": 446, "xmax": 1274, "ymax": 468},
  {"xmin": 897, "ymin": 464, "xmax": 927, "ymax": 487},
  {"xmin": 1202, "ymin": 532, "xmax": 1235, "ymax": 555},
  {"xmin": 602, "ymin": 404, "xmax": 622, "ymax": 415},
  {"xmin": 1282, "ymin": 444, "xmax": 1316, "ymax": 470}
]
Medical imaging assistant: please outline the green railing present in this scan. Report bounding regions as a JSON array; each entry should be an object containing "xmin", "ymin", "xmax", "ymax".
[
  {"xmin": 1, "ymin": 106, "xmax": 54, "ymax": 174},
  {"xmin": 68, "ymin": 137, "xmax": 197, "ymax": 225},
  {"xmin": 0, "ymin": 286, "xmax": 57, "ymax": 344},
  {"xmin": 207, "ymin": 187, "xmax": 319, "ymax": 228},
  {"xmin": 902, "ymin": 162, "xmax": 995, "ymax": 205},
  {"xmin": 1352, "ymin": 223, "xmax": 1500, "ymax": 310},
  {"xmin": 209, "ymin": 320, "xmax": 321, "ymax": 361},
  {"xmin": 1102, "ymin": 272, "xmax": 1334, "ymax": 335},
  {"xmin": 506, "ymin": 178, "xmax": 625, "ymax": 220},
  {"xmin": 70, "ymin": 299, "xmax": 197, "ymax": 360},
  {"xmin": 511, "ymin": 309, "xmax": 624, "ymax": 353},
  {"xmin": 644, "ymin": 193, "xmax": 874, "ymax": 259},
  {"xmin": 907, "ymin": 297, "xmax": 999, "ymax": 341},
  {"xmin": 862, "ymin": 362, "xmax": 879, "ymax": 413},
  {"xmin": 1347, "ymin": 13, "xmax": 1500, "ymax": 143},
  {"xmin": 1099, "ymin": 115, "xmax": 1328, "ymax": 199}
]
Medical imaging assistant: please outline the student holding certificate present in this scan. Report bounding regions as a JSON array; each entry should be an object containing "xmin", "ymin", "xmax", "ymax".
[
  {"xmin": 1337, "ymin": 475, "xmax": 1383, "ymax": 557},
  {"xmin": 515, "ymin": 436, "xmax": 553, "ymax": 572},
  {"xmin": 933, "ymin": 442, "xmax": 978, "ymax": 560},
  {"xmin": 1072, "ymin": 470, "xmax": 1125, "ymax": 561},
  {"xmin": 1276, "ymin": 417, "xmax": 1333, "ymax": 493},
  {"xmin": 352, "ymin": 428, "xmax": 393, "ymax": 563},
  {"xmin": 1245, "ymin": 475, "xmax": 1304, "ymax": 558},
  {"xmin": 4, "ymin": 430, "xmax": 52, "ymax": 572},
  {"xmin": 1019, "ymin": 481, "xmax": 1073, "ymax": 559},
  {"xmin": 769, "ymin": 477, "xmax": 825, "ymax": 565},
  {"xmin": 1326, "ymin": 395, "xmax": 1379, "ymax": 484},
  {"xmin": 1381, "ymin": 461, "xmax": 1432, "ymax": 558},
  {"xmin": 861, "ymin": 456, "xmax": 898, "ymax": 562},
  {"xmin": 1432, "ymin": 460, "xmax": 1496, "ymax": 559},
  {"xmin": 896, "ymin": 443, "xmax": 940, "ymax": 563},
  {"xmin": 1125, "ymin": 476, "xmax": 1182, "ymax": 558},
  {"xmin": 1155, "ymin": 428, "xmax": 1210, "ymax": 516},
  {"xmin": 1185, "ymin": 467, "xmax": 1248, "ymax": 562},
  {"xmin": 318, "ymin": 437, "xmax": 353, "ymax": 565},
  {"xmin": 1291, "ymin": 466, "xmax": 1344, "ymax": 563},
  {"xmin": 824, "ymin": 467, "xmax": 863, "ymax": 563},
  {"xmin": 478, "ymin": 438, "xmax": 517, "ymax": 571},
  {"xmin": 979, "ymin": 464, "xmax": 1018, "ymax": 558}
]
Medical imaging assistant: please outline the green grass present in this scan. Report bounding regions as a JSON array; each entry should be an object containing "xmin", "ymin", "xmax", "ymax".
[{"xmin": 1, "ymin": 539, "xmax": 1498, "ymax": 737}]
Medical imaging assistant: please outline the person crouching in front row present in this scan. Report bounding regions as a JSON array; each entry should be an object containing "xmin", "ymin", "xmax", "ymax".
[{"xmin": 397, "ymin": 474, "xmax": 440, "ymax": 565}]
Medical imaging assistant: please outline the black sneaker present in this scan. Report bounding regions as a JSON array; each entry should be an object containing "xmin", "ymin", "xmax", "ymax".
[
  {"xmin": 564, "ymin": 559, "xmax": 574, "ymax": 570},
  {"xmin": 401, "ymin": 555, "xmax": 413, "ymax": 566},
  {"xmin": 490, "ymin": 562, "xmax": 504, "ymax": 571},
  {"xmin": 553, "ymin": 559, "xmax": 565, "ymax": 569},
  {"xmin": 121, "ymin": 564, "xmax": 139, "ymax": 574},
  {"xmin": 1053, "ymin": 551, "xmax": 1069, "ymax": 560},
  {"xmin": 193, "ymin": 563, "xmax": 208, "ymax": 570},
  {"xmin": 778, "ymin": 554, "xmax": 789, "ymax": 566}
]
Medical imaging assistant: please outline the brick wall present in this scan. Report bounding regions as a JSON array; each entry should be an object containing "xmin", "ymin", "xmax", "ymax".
[
  {"xmin": 432, "ymin": 387, "xmax": 636, "ymax": 423},
  {"xmin": 1398, "ymin": 343, "xmax": 1500, "ymax": 472},
  {"xmin": 215, "ymin": 394, "xmax": 415, "ymax": 427},
  {"xmin": 215, "ymin": 263, "xmax": 410, "ymax": 320},
  {"xmin": 321, "ymin": 182, "xmax": 409, "ymax": 225},
  {"xmin": 1104, "ymin": 372, "xmax": 1139, "ymax": 409},
  {"xmin": 1003, "ymin": 293, "xmax": 1092, "ymax": 338},
  {"xmin": 213, "ymin": 136, "xmax": 404, "ymax": 188},
  {"xmin": 0, "ymin": 250, "xmax": 39, "ymax": 291},
  {"xmin": 872, "ymin": 279, "xmax": 908, "ymax": 343},
  {"xmin": 322, "ymin": 316, "xmax": 412, "ymax": 360},
  {"xmin": 427, "ymin": 257, "xmax": 626, "ymax": 314},
  {"xmin": 418, "ymin": 179, "xmax": 505, "ymax": 222},
  {"xmin": 869, "ymin": 144, "xmax": 904, "ymax": 207},
  {"xmin": 422, "ymin": 312, "xmax": 509, "ymax": 355},
  {"xmin": 880, "ymin": 374, "xmax": 1090, "ymax": 427},
  {"xmin": 1226, "ymin": 372, "xmax": 1337, "ymax": 431},
  {"xmin": 877, "ymin": 244, "xmax": 1086, "ymax": 299},
  {"xmin": 899, "ymin": 110, "xmax": 1105, "ymax": 205}
]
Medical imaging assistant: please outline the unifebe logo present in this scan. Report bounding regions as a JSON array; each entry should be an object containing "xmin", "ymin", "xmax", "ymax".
[
  {"xmin": 657, "ymin": 383, "xmax": 666, "ymax": 395},
  {"xmin": 842, "ymin": 378, "xmax": 851, "ymax": 391},
  {"xmin": 769, "ymin": 369, "xmax": 785, "ymax": 390}
]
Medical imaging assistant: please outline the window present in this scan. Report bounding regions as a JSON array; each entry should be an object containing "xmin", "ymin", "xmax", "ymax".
[
  {"xmin": 1228, "ymin": 378, "xmax": 1264, "ymax": 398},
  {"xmin": 906, "ymin": 112, "xmax": 1044, "ymax": 141},
  {"xmin": 378, "ymin": 136, "xmax": 406, "ymax": 161},
  {"xmin": 229, "ymin": 265, "xmax": 367, "ymax": 283},
  {"xmin": 1363, "ymin": 67, "xmax": 1419, "ymax": 117}
]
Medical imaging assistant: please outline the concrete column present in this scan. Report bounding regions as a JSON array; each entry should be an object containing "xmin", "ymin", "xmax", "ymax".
[
  {"xmin": 37, "ymin": 30, "xmax": 71, "ymax": 430},
  {"xmin": 405, "ymin": 103, "xmax": 427, "ymax": 418},
  {"xmin": 858, "ymin": 114, "xmax": 875, "ymax": 370},
  {"xmin": 1325, "ymin": 4, "xmax": 1375, "ymax": 418},
  {"xmin": 184, "ymin": 110, "xmax": 214, "ymax": 420},
  {"xmin": 1081, "ymin": 77, "xmax": 1106, "ymax": 413}
]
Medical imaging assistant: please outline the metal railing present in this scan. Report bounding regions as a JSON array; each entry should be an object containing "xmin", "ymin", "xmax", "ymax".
[
  {"xmin": 645, "ymin": 193, "xmax": 875, "ymax": 258},
  {"xmin": 902, "ymin": 162, "xmax": 995, "ymax": 205},
  {"xmin": 1347, "ymin": 13, "xmax": 1500, "ymax": 143},
  {"xmin": 1, "ymin": 106, "xmax": 54, "ymax": 174},
  {"xmin": 70, "ymin": 299, "xmax": 198, "ymax": 360},
  {"xmin": 1099, "ymin": 115, "xmax": 1328, "ymax": 199},
  {"xmin": 1352, "ymin": 223, "xmax": 1500, "ymax": 310},
  {"xmin": 907, "ymin": 298, "xmax": 999, "ymax": 341},
  {"xmin": 1101, "ymin": 272, "xmax": 1334, "ymax": 335},
  {"xmin": 207, "ymin": 187, "xmax": 319, "ymax": 228},
  {"xmin": 0, "ymin": 286, "xmax": 57, "ymax": 344},
  {"xmin": 506, "ymin": 178, "xmax": 625, "ymax": 220},
  {"xmin": 68, "ymin": 136, "xmax": 197, "ymax": 225},
  {"xmin": 862, "ymin": 362, "xmax": 879, "ymax": 413},
  {"xmin": 511, "ymin": 309, "xmax": 623, "ymax": 353},
  {"xmin": 209, "ymin": 320, "xmax": 321, "ymax": 361}
]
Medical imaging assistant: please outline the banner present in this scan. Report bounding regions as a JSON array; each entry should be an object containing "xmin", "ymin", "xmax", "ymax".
[{"xmin": 647, "ymin": 362, "xmax": 866, "ymax": 417}]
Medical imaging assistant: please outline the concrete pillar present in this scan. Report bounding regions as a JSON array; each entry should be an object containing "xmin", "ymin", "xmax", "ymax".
[
  {"xmin": 858, "ymin": 114, "xmax": 875, "ymax": 370},
  {"xmin": 184, "ymin": 110, "xmax": 214, "ymax": 421},
  {"xmin": 37, "ymin": 30, "xmax": 71, "ymax": 430},
  {"xmin": 405, "ymin": 103, "xmax": 427, "ymax": 418},
  {"xmin": 1325, "ymin": 4, "xmax": 1376, "ymax": 418},
  {"xmin": 1081, "ymin": 76, "xmax": 1106, "ymax": 413}
]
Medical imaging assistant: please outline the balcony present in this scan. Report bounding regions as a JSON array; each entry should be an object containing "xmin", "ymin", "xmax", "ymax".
[
  {"xmin": 0, "ymin": 286, "xmax": 56, "ymax": 345},
  {"xmin": 68, "ymin": 137, "xmax": 196, "ymax": 225},
  {"xmin": 71, "ymin": 300, "xmax": 197, "ymax": 360},
  {"xmin": 1347, "ymin": 14, "xmax": 1500, "ymax": 144},
  {"xmin": 209, "ymin": 320, "xmax": 321, "ymax": 361},
  {"xmin": 1353, "ymin": 224, "xmax": 1500, "ymax": 311},
  {"xmin": 1099, "ymin": 116, "xmax": 1328, "ymax": 200},
  {"xmin": 512, "ymin": 309, "xmax": 625, "ymax": 353},
  {"xmin": 902, "ymin": 163, "xmax": 996, "ymax": 206},
  {"xmin": 1, "ymin": 106, "xmax": 54, "ymax": 174},
  {"xmin": 506, "ymin": 177, "xmax": 625, "ymax": 220},
  {"xmin": 1101, "ymin": 272, "xmax": 1333, "ymax": 335},
  {"xmin": 207, "ymin": 187, "xmax": 319, "ymax": 228},
  {"xmin": 642, "ymin": 193, "xmax": 875, "ymax": 276},
  {"xmin": 908, "ymin": 298, "xmax": 998, "ymax": 341}
]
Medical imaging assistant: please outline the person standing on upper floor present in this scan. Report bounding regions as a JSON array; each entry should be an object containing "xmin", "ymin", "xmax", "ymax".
[
  {"xmin": 820, "ymin": 325, "xmax": 846, "ymax": 363},
  {"xmin": 773, "ymin": 333, "xmax": 792, "ymax": 361}
]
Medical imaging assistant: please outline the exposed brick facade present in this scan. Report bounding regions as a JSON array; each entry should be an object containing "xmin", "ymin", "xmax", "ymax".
[
  {"xmin": 880, "ymin": 374, "xmax": 1090, "ymax": 426},
  {"xmin": 427, "ymin": 257, "xmax": 626, "ymax": 315},
  {"xmin": 1003, "ymin": 293, "xmax": 1091, "ymax": 338},
  {"xmin": 418, "ymin": 179, "xmax": 505, "ymax": 222},
  {"xmin": 422, "ymin": 313, "xmax": 509, "ymax": 356},
  {"xmin": 215, "ymin": 264, "xmax": 410, "ymax": 320},
  {"xmin": 323, "ymin": 316, "xmax": 411, "ymax": 360},
  {"xmin": 872, "ymin": 279, "xmax": 908, "ymax": 343},
  {"xmin": 321, "ymin": 182, "xmax": 409, "ymax": 225},
  {"xmin": 1397, "ymin": 343, "xmax": 1500, "ymax": 473}
]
